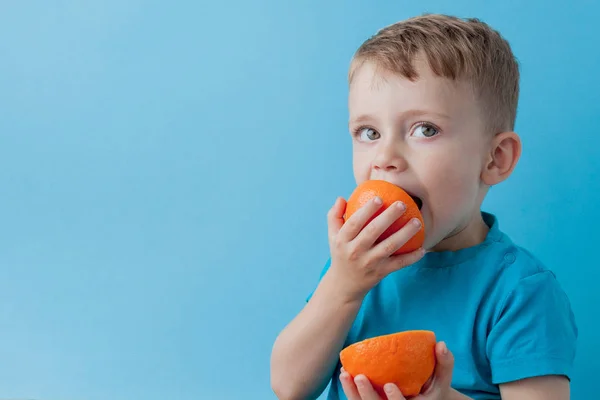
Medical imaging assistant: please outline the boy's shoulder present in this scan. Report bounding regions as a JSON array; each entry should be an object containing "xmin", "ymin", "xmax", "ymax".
[
  {"xmin": 468, "ymin": 212, "xmax": 561, "ymax": 290},
  {"xmin": 471, "ymin": 214, "xmax": 578, "ymax": 385},
  {"xmin": 403, "ymin": 212, "xmax": 572, "ymax": 325}
]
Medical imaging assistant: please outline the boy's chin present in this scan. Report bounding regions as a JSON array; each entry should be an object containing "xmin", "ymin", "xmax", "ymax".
[{"xmin": 422, "ymin": 237, "xmax": 437, "ymax": 252}]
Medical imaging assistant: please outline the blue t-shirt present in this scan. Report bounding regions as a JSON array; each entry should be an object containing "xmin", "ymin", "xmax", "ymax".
[{"xmin": 307, "ymin": 212, "xmax": 577, "ymax": 400}]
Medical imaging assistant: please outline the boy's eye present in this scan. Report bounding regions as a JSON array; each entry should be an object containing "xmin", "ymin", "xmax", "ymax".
[
  {"xmin": 358, "ymin": 128, "xmax": 380, "ymax": 141},
  {"xmin": 412, "ymin": 124, "xmax": 439, "ymax": 138}
]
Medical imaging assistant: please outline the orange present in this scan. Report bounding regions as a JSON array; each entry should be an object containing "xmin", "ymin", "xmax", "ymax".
[
  {"xmin": 344, "ymin": 180, "xmax": 425, "ymax": 254},
  {"xmin": 339, "ymin": 330, "xmax": 436, "ymax": 397}
]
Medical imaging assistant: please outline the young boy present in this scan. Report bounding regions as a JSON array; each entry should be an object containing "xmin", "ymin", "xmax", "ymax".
[{"xmin": 270, "ymin": 14, "xmax": 577, "ymax": 400}]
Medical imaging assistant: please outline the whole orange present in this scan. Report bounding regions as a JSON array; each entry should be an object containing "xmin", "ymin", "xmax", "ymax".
[
  {"xmin": 344, "ymin": 180, "xmax": 425, "ymax": 254},
  {"xmin": 340, "ymin": 330, "xmax": 437, "ymax": 397}
]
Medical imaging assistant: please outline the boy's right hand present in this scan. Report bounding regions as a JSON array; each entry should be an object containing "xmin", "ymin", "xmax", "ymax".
[{"xmin": 327, "ymin": 196, "xmax": 425, "ymax": 302}]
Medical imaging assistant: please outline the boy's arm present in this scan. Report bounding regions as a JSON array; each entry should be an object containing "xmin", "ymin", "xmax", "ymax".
[
  {"xmin": 271, "ymin": 196, "xmax": 425, "ymax": 400},
  {"xmin": 270, "ymin": 270, "xmax": 362, "ymax": 400},
  {"xmin": 499, "ymin": 376, "xmax": 570, "ymax": 400}
]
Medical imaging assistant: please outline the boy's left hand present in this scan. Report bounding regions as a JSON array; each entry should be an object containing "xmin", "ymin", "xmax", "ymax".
[{"xmin": 340, "ymin": 341, "xmax": 458, "ymax": 400}]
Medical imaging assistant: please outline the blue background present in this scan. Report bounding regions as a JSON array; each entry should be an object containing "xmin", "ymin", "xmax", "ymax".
[{"xmin": 0, "ymin": 1, "xmax": 597, "ymax": 399}]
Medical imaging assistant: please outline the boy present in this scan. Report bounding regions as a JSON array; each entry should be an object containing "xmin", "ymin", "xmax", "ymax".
[{"xmin": 270, "ymin": 14, "xmax": 577, "ymax": 400}]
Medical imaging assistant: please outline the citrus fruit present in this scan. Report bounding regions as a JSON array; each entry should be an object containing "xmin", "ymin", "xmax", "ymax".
[
  {"xmin": 340, "ymin": 330, "xmax": 436, "ymax": 397},
  {"xmin": 344, "ymin": 180, "xmax": 425, "ymax": 254}
]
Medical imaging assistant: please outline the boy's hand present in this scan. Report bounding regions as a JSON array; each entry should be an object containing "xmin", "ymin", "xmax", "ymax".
[
  {"xmin": 327, "ymin": 196, "xmax": 425, "ymax": 302},
  {"xmin": 340, "ymin": 342, "xmax": 458, "ymax": 400}
]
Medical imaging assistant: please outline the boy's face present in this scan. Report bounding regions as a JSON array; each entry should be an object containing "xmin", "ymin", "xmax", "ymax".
[{"xmin": 348, "ymin": 59, "xmax": 491, "ymax": 251}]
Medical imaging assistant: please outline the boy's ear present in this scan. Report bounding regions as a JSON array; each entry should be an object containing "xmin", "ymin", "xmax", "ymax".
[{"xmin": 481, "ymin": 131, "xmax": 522, "ymax": 186}]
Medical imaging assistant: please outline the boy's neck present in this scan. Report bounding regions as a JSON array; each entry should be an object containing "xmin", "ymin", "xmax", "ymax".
[{"xmin": 431, "ymin": 211, "xmax": 490, "ymax": 252}]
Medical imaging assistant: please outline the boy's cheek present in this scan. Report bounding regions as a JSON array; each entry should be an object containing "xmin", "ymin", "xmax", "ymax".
[
  {"xmin": 352, "ymin": 161, "xmax": 372, "ymax": 183},
  {"xmin": 419, "ymin": 200, "xmax": 456, "ymax": 246}
]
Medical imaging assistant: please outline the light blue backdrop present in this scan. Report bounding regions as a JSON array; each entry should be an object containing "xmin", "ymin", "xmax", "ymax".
[{"xmin": 0, "ymin": 1, "xmax": 597, "ymax": 399}]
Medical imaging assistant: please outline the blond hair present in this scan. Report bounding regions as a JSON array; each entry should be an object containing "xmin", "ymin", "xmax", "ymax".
[{"xmin": 350, "ymin": 14, "xmax": 520, "ymax": 133}]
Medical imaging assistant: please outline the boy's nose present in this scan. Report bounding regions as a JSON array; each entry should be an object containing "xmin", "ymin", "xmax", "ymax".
[{"xmin": 372, "ymin": 144, "xmax": 408, "ymax": 173}]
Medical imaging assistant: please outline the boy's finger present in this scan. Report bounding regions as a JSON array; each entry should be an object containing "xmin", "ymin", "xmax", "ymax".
[
  {"xmin": 419, "ymin": 373, "xmax": 435, "ymax": 394},
  {"xmin": 354, "ymin": 375, "xmax": 381, "ymax": 400},
  {"xmin": 374, "ymin": 217, "xmax": 423, "ymax": 259},
  {"xmin": 382, "ymin": 247, "xmax": 426, "ymax": 275},
  {"xmin": 353, "ymin": 201, "xmax": 407, "ymax": 250},
  {"xmin": 339, "ymin": 370, "xmax": 361, "ymax": 400},
  {"xmin": 432, "ymin": 341, "xmax": 455, "ymax": 389},
  {"xmin": 338, "ymin": 197, "xmax": 383, "ymax": 242},
  {"xmin": 327, "ymin": 197, "xmax": 347, "ymax": 240},
  {"xmin": 383, "ymin": 383, "xmax": 406, "ymax": 400}
]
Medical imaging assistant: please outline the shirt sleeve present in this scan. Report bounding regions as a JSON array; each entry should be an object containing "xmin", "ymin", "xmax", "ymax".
[
  {"xmin": 486, "ymin": 270, "xmax": 578, "ymax": 384},
  {"xmin": 305, "ymin": 258, "xmax": 331, "ymax": 302}
]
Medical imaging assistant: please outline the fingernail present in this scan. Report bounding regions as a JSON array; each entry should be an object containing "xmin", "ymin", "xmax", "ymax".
[
  {"xmin": 355, "ymin": 376, "xmax": 365, "ymax": 387},
  {"xmin": 396, "ymin": 201, "xmax": 406, "ymax": 210},
  {"xmin": 412, "ymin": 218, "xmax": 421, "ymax": 227},
  {"xmin": 441, "ymin": 341, "xmax": 448, "ymax": 355},
  {"xmin": 373, "ymin": 196, "xmax": 382, "ymax": 205},
  {"xmin": 384, "ymin": 383, "xmax": 395, "ymax": 394}
]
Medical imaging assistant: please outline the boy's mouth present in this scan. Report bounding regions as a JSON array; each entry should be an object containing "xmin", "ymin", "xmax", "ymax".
[
  {"xmin": 410, "ymin": 195, "xmax": 423, "ymax": 210},
  {"xmin": 379, "ymin": 180, "xmax": 423, "ymax": 210},
  {"xmin": 401, "ymin": 189, "xmax": 423, "ymax": 210}
]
